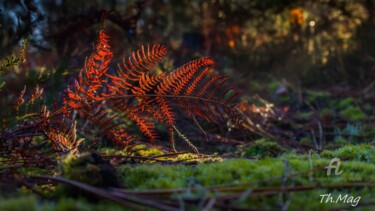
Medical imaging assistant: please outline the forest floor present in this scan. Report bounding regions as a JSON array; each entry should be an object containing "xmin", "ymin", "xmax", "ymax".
[{"xmin": 1, "ymin": 79, "xmax": 375, "ymax": 210}]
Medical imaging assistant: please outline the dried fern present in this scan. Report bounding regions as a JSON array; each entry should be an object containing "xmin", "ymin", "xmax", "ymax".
[
  {"xmin": 0, "ymin": 22, "xmax": 248, "ymax": 158},
  {"xmin": 63, "ymin": 25, "xmax": 247, "ymax": 152}
]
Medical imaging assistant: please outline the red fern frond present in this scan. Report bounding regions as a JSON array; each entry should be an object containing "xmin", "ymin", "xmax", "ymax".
[
  {"xmin": 185, "ymin": 67, "xmax": 214, "ymax": 96},
  {"xmin": 131, "ymin": 72, "xmax": 163, "ymax": 95},
  {"xmin": 64, "ymin": 27, "xmax": 113, "ymax": 110},
  {"xmin": 115, "ymin": 45, "xmax": 167, "ymax": 88},
  {"xmin": 45, "ymin": 120, "xmax": 83, "ymax": 154},
  {"xmin": 110, "ymin": 99, "xmax": 159, "ymax": 142},
  {"xmin": 61, "ymin": 27, "xmax": 139, "ymax": 147},
  {"xmin": 128, "ymin": 110, "xmax": 159, "ymax": 142},
  {"xmin": 197, "ymin": 75, "xmax": 227, "ymax": 98},
  {"xmin": 60, "ymin": 24, "xmax": 247, "ymax": 152},
  {"xmin": 29, "ymin": 85, "xmax": 44, "ymax": 104},
  {"xmin": 155, "ymin": 57, "xmax": 215, "ymax": 96},
  {"xmin": 81, "ymin": 30, "xmax": 112, "ymax": 96},
  {"xmin": 14, "ymin": 85, "xmax": 26, "ymax": 110}
]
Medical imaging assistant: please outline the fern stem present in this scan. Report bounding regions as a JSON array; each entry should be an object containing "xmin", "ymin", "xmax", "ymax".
[
  {"xmin": 173, "ymin": 125, "xmax": 199, "ymax": 154},
  {"xmin": 104, "ymin": 94, "xmax": 228, "ymax": 106}
]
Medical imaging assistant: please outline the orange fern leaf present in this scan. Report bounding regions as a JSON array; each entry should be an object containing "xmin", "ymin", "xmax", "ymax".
[{"xmin": 61, "ymin": 24, "xmax": 247, "ymax": 152}]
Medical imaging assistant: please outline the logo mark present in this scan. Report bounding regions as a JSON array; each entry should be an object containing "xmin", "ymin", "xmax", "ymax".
[{"xmin": 325, "ymin": 158, "xmax": 343, "ymax": 176}]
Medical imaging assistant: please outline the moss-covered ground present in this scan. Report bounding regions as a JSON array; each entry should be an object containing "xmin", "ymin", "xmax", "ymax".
[
  {"xmin": 1, "ymin": 143, "xmax": 373, "ymax": 210},
  {"xmin": 1, "ymin": 82, "xmax": 375, "ymax": 210}
]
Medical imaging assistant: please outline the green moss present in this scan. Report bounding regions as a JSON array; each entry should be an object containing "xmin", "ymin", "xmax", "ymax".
[
  {"xmin": 171, "ymin": 153, "xmax": 223, "ymax": 163},
  {"xmin": 6, "ymin": 145, "xmax": 373, "ymax": 210},
  {"xmin": 118, "ymin": 150, "xmax": 375, "ymax": 191},
  {"xmin": 98, "ymin": 148, "xmax": 127, "ymax": 156},
  {"xmin": 195, "ymin": 158, "xmax": 286, "ymax": 186},
  {"xmin": 118, "ymin": 158, "xmax": 289, "ymax": 189},
  {"xmin": 339, "ymin": 106, "xmax": 367, "ymax": 121},
  {"xmin": 337, "ymin": 97, "xmax": 355, "ymax": 109},
  {"xmin": 320, "ymin": 144, "xmax": 375, "ymax": 163},
  {"xmin": 117, "ymin": 154, "xmax": 375, "ymax": 209},
  {"xmin": 131, "ymin": 145, "xmax": 164, "ymax": 157},
  {"xmin": 128, "ymin": 145, "xmax": 222, "ymax": 163},
  {"xmin": 243, "ymin": 139, "xmax": 286, "ymax": 158}
]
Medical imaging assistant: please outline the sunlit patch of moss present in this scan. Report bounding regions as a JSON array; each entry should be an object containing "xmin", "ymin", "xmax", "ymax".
[
  {"xmin": 320, "ymin": 144, "xmax": 375, "ymax": 163},
  {"xmin": 118, "ymin": 159, "xmax": 287, "ymax": 189},
  {"xmin": 195, "ymin": 158, "xmax": 286, "ymax": 187},
  {"xmin": 173, "ymin": 153, "xmax": 201, "ymax": 161},
  {"xmin": 127, "ymin": 145, "xmax": 221, "ymax": 163},
  {"xmin": 243, "ymin": 139, "xmax": 286, "ymax": 158},
  {"xmin": 171, "ymin": 153, "xmax": 223, "ymax": 163},
  {"xmin": 118, "ymin": 159, "xmax": 269, "ymax": 189},
  {"xmin": 339, "ymin": 106, "xmax": 367, "ymax": 121},
  {"xmin": 118, "ymin": 150, "xmax": 375, "ymax": 190},
  {"xmin": 98, "ymin": 147, "xmax": 127, "ymax": 156},
  {"xmin": 130, "ymin": 144, "xmax": 164, "ymax": 157}
]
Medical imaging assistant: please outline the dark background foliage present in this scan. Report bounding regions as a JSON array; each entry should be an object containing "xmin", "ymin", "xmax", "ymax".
[{"xmin": 2, "ymin": 0, "xmax": 374, "ymax": 92}]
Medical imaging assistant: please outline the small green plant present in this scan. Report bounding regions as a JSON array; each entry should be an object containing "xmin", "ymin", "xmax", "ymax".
[
  {"xmin": 339, "ymin": 106, "xmax": 367, "ymax": 121},
  {"xmin": 0, "ymin": 35, "xmax": 29, "ymax": 90},
  {"xmin": 243, "ymin": 139, "xmax": 286, "ymax": 158}
]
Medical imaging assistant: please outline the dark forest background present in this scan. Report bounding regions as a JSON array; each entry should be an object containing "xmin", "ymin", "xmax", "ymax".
[{"xmin": 1, "ymin": 0, "xmax": 374, "ymax": 105}]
